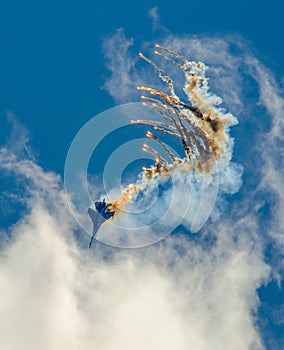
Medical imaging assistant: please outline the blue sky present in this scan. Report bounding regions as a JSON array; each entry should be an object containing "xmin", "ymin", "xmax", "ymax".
[
  {"xmin": 0, "ymin": 1, "xmax": 284, "ymax": 349},
  {"xmin": 0, "ymin": 0, "xmax": 283, "ymax": 175}
]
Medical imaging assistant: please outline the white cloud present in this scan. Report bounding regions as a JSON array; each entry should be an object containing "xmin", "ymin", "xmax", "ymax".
[
  {"xmin": 148, "ymin": 6, "xmax": 169, "ymax": 34},
  {"xmin": 148, "ymin": 6, "xmax": 160, "ymax": 32},
  {"xmin": 0, "ymin": 197, "xmax": 269, "ymax": 349},
  {"xmin": 245, "ymin": 57, "xmax": 284, "ymax": 254},
  {"xmin": 102, "ymin": 29, "xmax": 139, "ymax": 103},
  {"xmin": 0, "ymin": 119, "xmax": 270, "ymax": 350}
]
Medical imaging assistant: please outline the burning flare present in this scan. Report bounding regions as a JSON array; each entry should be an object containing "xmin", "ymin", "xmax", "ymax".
[{"xmin": 113, "ymin": 44, "xmax": 237, "ymax": 207}]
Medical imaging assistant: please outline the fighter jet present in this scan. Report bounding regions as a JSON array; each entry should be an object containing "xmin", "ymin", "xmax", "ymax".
[{"xmin": 87, "ymin": 198, "xmax": 115, "ymax": 248}]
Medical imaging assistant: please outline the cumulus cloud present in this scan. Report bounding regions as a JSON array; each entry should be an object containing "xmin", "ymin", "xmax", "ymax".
[
  {"xmin": 0, "ymin": 165, "xmax": 269, "ymax": 349},
  {"xmin": 0, "ymin": 114, "xmax": 270, "ymax": 350}
]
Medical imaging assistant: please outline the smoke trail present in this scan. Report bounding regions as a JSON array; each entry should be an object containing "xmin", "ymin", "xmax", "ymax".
[{"xmin": 114, "ymin": 45, "xmax": 237, "ymax": 207}]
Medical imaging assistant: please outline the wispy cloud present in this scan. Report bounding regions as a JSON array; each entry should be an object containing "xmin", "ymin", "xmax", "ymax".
[
  {"xmin": 102, "ymin": 29, "xmax": 139, "ymax": 103},
  {"xmin": 246, "ymin": 57, "xmax": 284, "ymax": 258},
  {"xmin": 148, "ymin": 6, "xmax": 169, "ymax": 34}
]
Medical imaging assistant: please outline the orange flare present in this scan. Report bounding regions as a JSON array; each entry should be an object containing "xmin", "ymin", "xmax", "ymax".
[{"xmin": 137, "ymin": 86, "xmax": 152, "ymax": 91}]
